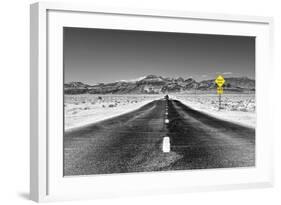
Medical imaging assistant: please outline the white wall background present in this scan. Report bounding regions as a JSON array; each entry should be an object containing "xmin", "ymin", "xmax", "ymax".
[{"xmin": 0, "ymin": 0, "xmax": 280, "ymax": 204}]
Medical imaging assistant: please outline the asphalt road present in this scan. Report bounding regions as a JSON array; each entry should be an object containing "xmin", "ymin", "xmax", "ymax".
[{"xmin": 64, "ymin": 98, "xmax": 255, "ymax": 176}]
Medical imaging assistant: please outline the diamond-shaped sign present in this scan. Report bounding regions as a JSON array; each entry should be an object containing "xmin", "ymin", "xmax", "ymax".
[{"xmin": 215, "ymin": 75, "xmax": 225, "ymax": 87}]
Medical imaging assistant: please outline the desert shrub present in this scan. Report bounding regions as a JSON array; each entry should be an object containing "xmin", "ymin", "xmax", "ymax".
[{"xmin": 239, "ymin": 108, "xmax": 248, "ymax": 112}]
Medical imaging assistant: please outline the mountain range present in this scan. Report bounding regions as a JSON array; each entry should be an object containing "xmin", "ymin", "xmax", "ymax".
[{"xmin": 64, "ymin": 75, "xmax": 255, "ymax": 94}]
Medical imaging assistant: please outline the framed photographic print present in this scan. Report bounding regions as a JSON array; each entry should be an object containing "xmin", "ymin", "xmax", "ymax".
[{"xmin": 30, "ymin": 2, "xmax": 274, "ymax": 202}]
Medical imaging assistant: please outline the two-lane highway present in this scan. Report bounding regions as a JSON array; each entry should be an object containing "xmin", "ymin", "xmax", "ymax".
[{"xmin": 64, "ymin": 98, "xmax": 255, "ymax": 176}]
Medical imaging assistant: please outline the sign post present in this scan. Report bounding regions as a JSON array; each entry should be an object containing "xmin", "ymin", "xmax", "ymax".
[{"xmin": 215, "ymin": 75, "xmax": 225, "ymax": 111}]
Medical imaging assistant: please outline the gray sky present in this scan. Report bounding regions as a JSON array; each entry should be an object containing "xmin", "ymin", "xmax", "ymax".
[{"xmin": 64, "ymin": 27, "xmax": 255, "ymax": 84}]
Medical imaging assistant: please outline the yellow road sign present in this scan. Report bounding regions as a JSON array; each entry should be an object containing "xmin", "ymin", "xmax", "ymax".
[
  {"xmin": 217, "ymin": 87, "xmax": 223, "ymax": 94},
  {"xmin": 215, "ymin": 75, "xmax": 225, "ymax": 87}
]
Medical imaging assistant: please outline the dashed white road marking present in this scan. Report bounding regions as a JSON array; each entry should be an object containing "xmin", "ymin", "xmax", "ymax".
[
  {"xmin": 162, "ymin": 136, "xmax": 170, "ymax": 153},
  {"xmin": 163, "ymin": 99, "xmax": 170, "ymax": 152}
]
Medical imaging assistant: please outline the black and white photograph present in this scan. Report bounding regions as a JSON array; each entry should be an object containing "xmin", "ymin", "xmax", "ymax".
[{"xmin": 63, "ymin": 27, "xmax": 255, "ymax": 176}]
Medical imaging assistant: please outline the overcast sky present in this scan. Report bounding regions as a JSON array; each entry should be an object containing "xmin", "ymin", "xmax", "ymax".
[{"xmin": 64, "ymin": 27, "xmax": 255, "ymax": 84}]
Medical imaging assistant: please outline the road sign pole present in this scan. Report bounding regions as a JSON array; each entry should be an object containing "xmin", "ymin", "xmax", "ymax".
[{"xmin": 219, "ymin": 93, "xmax": 221, "ymax": 111}]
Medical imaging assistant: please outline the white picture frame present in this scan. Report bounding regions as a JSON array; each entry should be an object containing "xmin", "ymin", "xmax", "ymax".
[{"xmin": 30, "ymin": 2, "xmax": 274, "ymax": 202}]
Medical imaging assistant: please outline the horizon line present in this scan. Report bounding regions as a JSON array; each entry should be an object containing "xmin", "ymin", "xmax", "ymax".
[{"xmin": 64, "ymin": 75, "xmax": 255, "ymax": 85}]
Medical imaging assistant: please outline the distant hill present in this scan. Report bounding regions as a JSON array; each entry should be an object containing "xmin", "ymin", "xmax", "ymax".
[{"xmin": 64, "ymin": 75, "xmax": 255, "ymax": 94}]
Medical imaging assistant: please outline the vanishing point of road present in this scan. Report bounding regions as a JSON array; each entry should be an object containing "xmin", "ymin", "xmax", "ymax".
[{"xmin": 64, "ymin": 98, "xmax": 255, "ymax": 176}]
